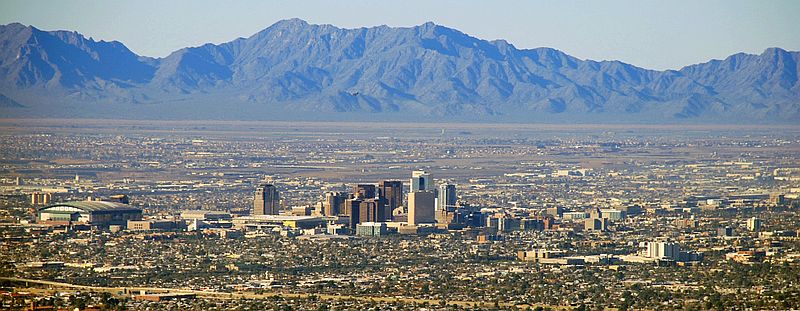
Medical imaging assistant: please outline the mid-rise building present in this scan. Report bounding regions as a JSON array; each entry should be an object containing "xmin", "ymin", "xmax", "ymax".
[
  {"xmin": 601, "ymin": 209, "xmax": 625, "ymax": 221},
  {"xmin": 322, "ymin": 191, "xmax": 346, "ymax": 216},
  {"xmin": 517, "ymin": 249, "xmax": 566, "ymax": 261},
  {"xmin": 641, "ymin": 241, "xmax": 681, "ymax": 260},
  {"xmin": 584, "ymin": 217, "xmax": 609, "ymax": 232},
  {"xmin": 562, "ymin": 211, "xmax": 588, "ymax": 220},
  {"xmin": 492, "ymin": 215, "xmax": 521, "ymax": 232},
  {"xmin": 718, "ymin": 226, "xmax": 734, "ymax": 236},
  {"xmin": 435, "ymin": 208, "xmax": 456, "ymax": 225},
  {"xmin": 30, "ymin": 192, "xmax": 52, "ymax": 205},
  {"xmin": 769, "ymin": 193, "xmax": 785, "ymax": 205},
  {"xmin": 543, "ymin": 217, "xmax": 556, "ymax": 230},
  {"xmin": 521, "ymin": 218, "xmax": 545, "ymax": 231},
  {"xmin": 545, "ymin": 206, "xmax": 563, "ymax": 218},
  {"xmin": 253, "ymin": 184, "xmax": 279, "ymax": 215},
  {"xmin": 747, "ymin": 217, "xmax": 762, "ymax": 231}
]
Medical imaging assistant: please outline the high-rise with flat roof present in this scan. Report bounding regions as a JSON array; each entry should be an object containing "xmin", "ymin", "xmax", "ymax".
[
  {"xmin": 342, "ymin": 198, "xmax": 362, "ymax": 229},
  {"xmin": 353, "ymin": 184, "xmax": 377, "ymax": 199},
  {"xmin": 408, "ymin": 190, "xmax": 435, "ymax": 225},
  {"xmin": 323, "ymin": 191, "xmax": 346, "ymax": 216},
  {"xmin": 411, "ymin": 170, "xmax": 431, "ymax": 192},
  {"xmin": 437, "ymin": 183, "xmax": 457, "ymax": 211},
  {"xmin": 358, "ymin": 198, "xmax": 386, "ymax": 223},
  {"xmin": 379, "ymin": 180, "xmax": 403, "ymax": 219},
  {"xmin": 253, "ymin": 184, "xmax": 279, "ymax": 215}
]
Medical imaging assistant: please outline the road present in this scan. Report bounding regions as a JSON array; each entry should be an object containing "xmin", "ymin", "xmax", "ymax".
[{"xmin": 1, "ymin": 277, "xmax": 577, "ymax": 309}]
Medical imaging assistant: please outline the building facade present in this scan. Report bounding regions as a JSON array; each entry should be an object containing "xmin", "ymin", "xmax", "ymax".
[
  {"xmin": 253, "ymin": 184, "xmax": 279, "ymax": 215},
  {"xmin": 30, "ymin": 192, "xmax": 52, "ymax": 205},
  {"xmin": 342, "ymin": 198, "xmax": 361, "ymax": 229},
  {"xmin": 408, "ymin": 190, "xmax": 435, "ymax": 225},
  {"xmin": 378, "ymin": 180, "xmax": 403, "ymax": 218},
  {"xmin": 642, "ymin": 241, "xmax": 681, "ymax": 260},
  {"xmin": 127, "ymin": 219, "xmax": 180, "ymax": 231},
  {"xmin": 358, "ymin": 198, "xmax": 386, "ymax": 223},
  {"xmin": 437, "ymin": 183, "xmax": 457, "ymax": 211},
  {"xmin": 356, "ymin": 222, "xmax": 388, "ymax": 237},
  {"xmin": 410, "ymin": 170, "xmax": 431, "ymax": 192},
  {"xmin": 353, "ymin": 184, "xmax": 377, "ymax": 199},
  {"xmin": 584, "ymin": 217, "xmax": 609, "ymax": 232},
  {"xmin": 747, "ymin": 217, "xmax": 762, "ymax": 231},
  {"xmin": 322, "ymin": 191, "xmax": 346, "ymax": 216}
]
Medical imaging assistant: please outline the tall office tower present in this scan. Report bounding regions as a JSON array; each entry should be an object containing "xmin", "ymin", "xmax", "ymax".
[
  {"xmin": 379, "ymin": 180, "xmax": 403, "ymax": 218},
  {"xmin": 408, "ymin": 190, "xmax": 436, "ymax": 225},
  {"xmin": 253, "ymin": 184, "xmax": 279, "ymax": 215},
  {"xmin": 358, "ymin": 198, "xmax": 386, "ymax": 223},
  {"xmin": 437, "ymin": 183, "xmax": 457, "ymax": 211},
  {"xmin": 343, "ymin": 198, "xmax": 362, "ymax": 229},
  {"xmin": 410, "ymin": 170, "xmax": 431, "ymax": 192},
  {"xmin": 353, "ymin": 184, "xmax": 377, "ymax": 199},
  {"xmin": 323, "ymin": 191, "xmax": 346, "ymax": 216}
]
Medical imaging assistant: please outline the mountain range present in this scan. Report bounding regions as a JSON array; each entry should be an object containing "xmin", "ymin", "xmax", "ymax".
[{"xmin": 1, "ymin": 18, "xmax": 798, "ymax": 123}]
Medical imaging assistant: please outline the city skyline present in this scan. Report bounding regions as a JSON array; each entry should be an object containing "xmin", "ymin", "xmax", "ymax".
[
  {"xmin": 1, "ymin": 1, "xmax": 798, "ymax": 309},
  {"xmin": 1, "ymin": 120, "xmax": 798, "ymax": 309}
]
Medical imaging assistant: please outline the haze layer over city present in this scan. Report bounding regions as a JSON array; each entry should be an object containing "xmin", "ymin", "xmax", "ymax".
[{"xmin": 1, "ymin": 1, "xmax": 800, "ymax": 310}]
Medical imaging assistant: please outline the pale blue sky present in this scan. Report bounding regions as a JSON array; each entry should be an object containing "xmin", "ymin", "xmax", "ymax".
[{"xmin": 1, "ymin": 0, "xmax": 798, "ymax": 70}]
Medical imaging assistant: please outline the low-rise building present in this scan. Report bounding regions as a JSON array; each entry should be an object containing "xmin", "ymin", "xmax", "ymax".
[
  {"xmin": 355, "ymin": 222, "xmax": 388, "ymax": 237},
  {"xmin": 232, "ymin": 215, "xmax": 326, "ymax": 230},
  {"xmin": 127, "ymin": 219, "xmax": 181, "ymax": 231}
]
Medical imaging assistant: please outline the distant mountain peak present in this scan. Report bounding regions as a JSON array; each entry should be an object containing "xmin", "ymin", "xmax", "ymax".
[
  {"xmin": 0, "ymin": 20, "xmax": 797, "ymax": 123},
  {"xmin": 273, "ymin": 18, "xmax": 310, "ymax": 27},
  {"xmin": 763, "ymin": 47, "xmax": 788, "ymax": 54}
]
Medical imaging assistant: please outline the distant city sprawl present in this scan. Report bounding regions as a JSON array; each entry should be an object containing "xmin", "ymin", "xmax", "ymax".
[{"xmin": 1, "ymin": 120, "xmax": 799, "ymax": 310}]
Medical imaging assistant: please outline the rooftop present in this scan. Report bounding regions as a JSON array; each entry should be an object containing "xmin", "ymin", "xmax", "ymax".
[{"xmin": 39, "ymin": 201, "xmax": 140, "ymax": 212}]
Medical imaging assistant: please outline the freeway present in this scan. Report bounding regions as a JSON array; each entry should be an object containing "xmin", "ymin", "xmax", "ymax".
[{"xmin": 0, "ymin": 277, "xmax": 574, "ymax": 309}]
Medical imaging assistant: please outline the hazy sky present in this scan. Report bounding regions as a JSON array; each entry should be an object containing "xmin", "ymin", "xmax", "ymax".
[{"xmin": 1, "ymin": 0, "xmax": 798, "ymax": 70}]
